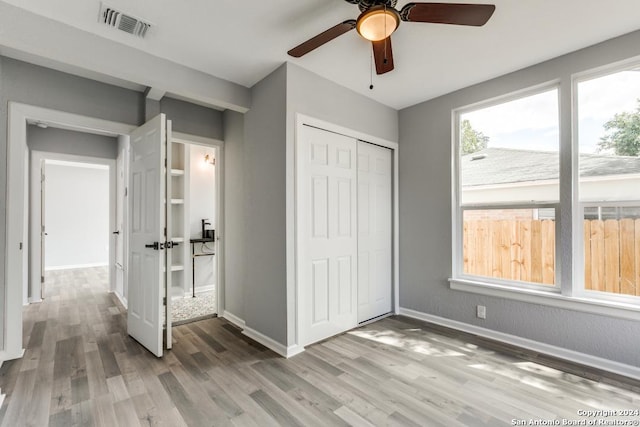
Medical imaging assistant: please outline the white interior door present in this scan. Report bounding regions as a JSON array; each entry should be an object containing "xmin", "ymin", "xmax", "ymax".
[
  {"xmin": 300, "ymin": 125, "xmax": 358, "ymax": 345},
  {"xmin": 357, "ymin": 142, "xmax": 393, "ymax": 323},
  {"xmin": 127, "ymin": 114, "xmax": 166, "ymax": 357}
]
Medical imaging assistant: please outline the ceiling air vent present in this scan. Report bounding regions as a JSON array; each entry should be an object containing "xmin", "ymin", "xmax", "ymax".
[{"xmin": 100, "ymin": 4, "xmax": 151, "ymax": 38}]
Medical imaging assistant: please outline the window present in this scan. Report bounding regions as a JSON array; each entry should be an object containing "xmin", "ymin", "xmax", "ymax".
[
  {"xmin": 577, "ymin": 67, "xmax": 640, "ymax": 299},
  {"xmin": 452, "ymin": 61, "xmax": 640, "ymax": 314},
  {"xmin": 457, "ymin": 88, "xmax": 560, "ymax": 288}
]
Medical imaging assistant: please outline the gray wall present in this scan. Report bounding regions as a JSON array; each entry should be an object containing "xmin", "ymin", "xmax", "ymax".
[
  {"xmin": 398, "ymin": 30, "xmax": 640, "ymax": 367},
  {"xmin": 28, "ymin": 126, "xmax": 118, "ymax": 159},
  {"xmin": 160, "ymin": 97, "xmax": 223, "ymax": 140},
  {"xmin": 243, "ymin": 64, "xmax": 288, "ymax": 344},
  {"xmin": 222, "ymin": 110, "xmax": 246, "ymax": 320},
  {"xmin": 286, "ymin": 63, "xmax": 398, "ymax": 143}
]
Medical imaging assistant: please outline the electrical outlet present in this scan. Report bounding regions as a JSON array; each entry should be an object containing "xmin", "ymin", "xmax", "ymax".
[{"xmin": 477, "ymin": 305, "xmax": 486, "ymax": 319}]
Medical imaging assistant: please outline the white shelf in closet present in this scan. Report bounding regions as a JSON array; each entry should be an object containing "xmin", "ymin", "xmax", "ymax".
[{"xmin": 170, "ymin": 140, "xmax": 190, "ymax": 296}]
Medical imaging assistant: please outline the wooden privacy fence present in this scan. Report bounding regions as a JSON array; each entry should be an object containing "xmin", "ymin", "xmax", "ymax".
[
  {"xmin": 463, "ymin": 220, "xmax": 556, "ymax": 285},
  {"xmin": 463, "ymin": 219, "xmax": 640, "ymax": 296},
  {"xmin": 584, "ymin": 219, "xmax": 640, "ymax": 296}
]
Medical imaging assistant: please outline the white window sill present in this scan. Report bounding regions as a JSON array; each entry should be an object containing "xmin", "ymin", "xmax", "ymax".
[{"xmin": 449, "ymin": 278, "xmax": 640, "ymax": 321}]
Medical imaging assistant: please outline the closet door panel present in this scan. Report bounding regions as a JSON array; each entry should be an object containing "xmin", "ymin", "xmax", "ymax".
[
  {"xmin": 357, "ymin": 141, "xmax": 393, "ymax": 323},
  {"xmin": 301, "ymin": 126, "xmax": 358, "ymax": 345}
]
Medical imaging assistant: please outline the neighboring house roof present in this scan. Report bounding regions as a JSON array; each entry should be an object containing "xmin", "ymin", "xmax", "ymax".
[{"xmin": 461, "ymin": 147, "xmax": 640, "ymax": 187}]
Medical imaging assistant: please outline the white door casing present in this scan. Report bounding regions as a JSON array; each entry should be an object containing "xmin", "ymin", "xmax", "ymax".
[
  {"xmin": 115, "ymin": 145, "xmax": 126, "ymax": 302},
  {"xmin": 300, "ymin": 125, "xmax": 358, "ymax": 345},
  {"xmin": 127, "ymin": 114, "xmax": 166, "ymax": 357},
  {"xmin": 5, "ymin": 102, "xmax": 136, "ymax": 363},
  {"xmin": 165, "ymin": 119, "xmax": 173, "ymax": 350},
  {"xmin": 40, "ymin": 161, "xmax": 46, "ymax": 299},
  {"xmin": 357, "ymin": 142, "xmax": 393, "ymax": 323}
]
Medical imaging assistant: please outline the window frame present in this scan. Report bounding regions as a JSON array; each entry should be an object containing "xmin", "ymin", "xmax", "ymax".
[
  {"xmin": 572, "ymin": 60, "xmax": 640, "ymax": 306},
  {"xmin": 449, "ymin": 68, "xmax": 640, "ymax": 320},
  {"xmin": 452, "ymin": 83, "xmax": 562, "ymax": 293}
]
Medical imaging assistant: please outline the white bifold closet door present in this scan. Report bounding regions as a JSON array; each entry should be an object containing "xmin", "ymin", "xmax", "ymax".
[
  {"xmin": 300, "ymin": 125, "xmax": 392, "ymax": 346},
  {"xmin": 302, "ymin": 126, "xmax": 359, "ymax": 345},
  {"xmin": 357, "ymin": 141, "xmax": 392, "ymax": 323}
]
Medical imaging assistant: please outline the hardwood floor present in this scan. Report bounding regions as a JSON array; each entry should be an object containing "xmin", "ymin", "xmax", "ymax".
[{"xmin": 1, "ymin": 268, "xmax": 639, "ymax": 426}]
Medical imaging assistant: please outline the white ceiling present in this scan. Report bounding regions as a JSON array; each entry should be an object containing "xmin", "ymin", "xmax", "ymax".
[{"xmin": 3, "ymin": 0, "xmax": 640, "ymax": 110}]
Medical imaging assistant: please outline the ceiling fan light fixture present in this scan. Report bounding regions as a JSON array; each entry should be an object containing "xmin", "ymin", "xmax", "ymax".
[{"xmin": 356, "ymin": 6, "xmax": 400, "ymax": 41}]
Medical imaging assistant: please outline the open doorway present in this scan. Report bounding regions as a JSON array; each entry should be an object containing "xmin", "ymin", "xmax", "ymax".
[
  {"xmin": 39, "ymin": 159, "xmax": 111, "ymax": 299},
  {"xmin": 169, "ymin": 141, "xmax": 219, "ymax": 325},
  {"xmin": 28, "ymin": 130, "xmax": 117, "ymax": 305},
  {"xmin": 6, "ymin": 104, "xmax": 225, "ymax": 360}
]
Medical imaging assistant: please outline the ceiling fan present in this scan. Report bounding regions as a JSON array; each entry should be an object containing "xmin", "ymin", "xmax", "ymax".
[{"xmin": 288, "ymin": 1, "xmax": 496, "ymax": 75}]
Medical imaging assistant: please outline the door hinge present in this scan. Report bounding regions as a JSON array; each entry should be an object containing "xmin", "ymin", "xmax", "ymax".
[
  {"xmin": 125, "ymin": 187, "xmax": 128, "ymax": 197},
  {"xmin": 164, "ymin": 227, "xmax": 167, "ymax": 237},
  {"xmin": 19, "ymin": 242, "xmax": 23, "ymax": 250},
  {"xmin": 163, "ymin": 297, "xmax": 167, "ymax": 306},
  {"xmin": 41, "ymin": 276, "xmax": 45, "ymax": 283},
  {"xmin": 41, "ymin": 174, "xmax": 45, "ymax": 182}
]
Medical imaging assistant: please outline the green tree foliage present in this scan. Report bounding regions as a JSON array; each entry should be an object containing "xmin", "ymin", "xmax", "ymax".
[
  {"xmin": 598, "ymin": 99, "xmax": 640, "ymax": 156},
  {"xmin": 461, "ymin": 119, "xmax": 489, "ymax": 155}
]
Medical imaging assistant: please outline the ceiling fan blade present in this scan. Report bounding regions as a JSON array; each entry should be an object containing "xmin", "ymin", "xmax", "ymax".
[
  {"xmin": 372, "ymin": 37, "xmax": 394, "ymax": 75},
  {"xmin": 400, "ymin": 3, "xmax": 495, "ymax": 26},
  {"xmin": 288, "ymin": 20, "xmax": 357, "ymax": 57}
]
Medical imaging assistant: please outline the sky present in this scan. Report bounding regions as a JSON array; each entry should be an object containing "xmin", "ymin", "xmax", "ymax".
[{"xmin": 460, "ymin": 69, "xmax": 640, "ymax": 154}]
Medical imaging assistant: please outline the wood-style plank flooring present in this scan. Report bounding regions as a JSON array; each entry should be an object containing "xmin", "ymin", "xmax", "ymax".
[{"xmin": 1, "ymin": 267, "xmax": 639, "ymax": 426}]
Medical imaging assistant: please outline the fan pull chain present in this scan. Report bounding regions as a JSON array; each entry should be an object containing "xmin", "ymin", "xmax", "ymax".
[{"xmin": 369, "ymin": 50, "xmax": 374, "ymax": 90}]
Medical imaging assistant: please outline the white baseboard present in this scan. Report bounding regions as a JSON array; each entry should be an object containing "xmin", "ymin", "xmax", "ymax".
[
  {"xmin": 45, "ymin": 262, "xmax": 108, "ymax": 271},
  {"xmin": 195, "ymin": 284, "xmax": 215, "ymax": 294},
  {"xmin": 221, "ymin": 311, "xmax": 304, "ymax": 358},
  {"xmin": 399, "ymin": 307, "xmax": 640, "ymax": 381},
  {"xmin": 242, "ymin": 326, "xmax": 287, "ymax": 357},
  {"xmin": 112, "ymin": 290, "xmax": 128, "ymax": 309},
  {"xmin": 285, "ymin": 344, "xmax": 305, "ymax": 358},
  {"xmin": 242, "ymin": 326, "xmax": 304, "ymax": 358},
  {"xmin": 222, "ymin": 311, "xmax": 245, "ymax": 329},
  {"xmin": 0, "ymin": 348, "xmax": 25, "ymax": 363}
]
